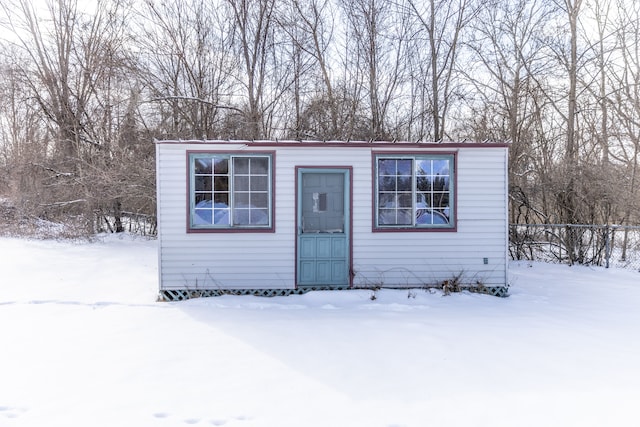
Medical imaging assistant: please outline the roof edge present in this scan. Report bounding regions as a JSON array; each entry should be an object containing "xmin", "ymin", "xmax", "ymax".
[{"xmin": 153, "ymin": 139, "xmax": 511, "ymax": 148}]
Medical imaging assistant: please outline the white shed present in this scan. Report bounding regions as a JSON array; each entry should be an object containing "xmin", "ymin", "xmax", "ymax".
[{"xmin": 155, "ymin": 140, "xmax": 510, "ymax": 300}]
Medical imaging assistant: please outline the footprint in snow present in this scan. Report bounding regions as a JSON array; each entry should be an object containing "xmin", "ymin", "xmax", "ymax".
[
  {"xmin": 0, "ymin": 406, "xmax": 27, "ymax": 419},
  {"xmin": 150, "ymin": 412, "xmax": 238, "ymax": 425}
]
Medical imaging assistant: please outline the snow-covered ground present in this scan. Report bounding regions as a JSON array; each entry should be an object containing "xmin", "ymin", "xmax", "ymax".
[{"xmin": 1, "ymin": 235, "xmax": 639, "ymax": 427}]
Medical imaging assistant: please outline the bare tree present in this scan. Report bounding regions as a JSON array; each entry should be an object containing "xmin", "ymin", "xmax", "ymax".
[
  {"xmin": 406, "ymin": 0, "xmax": 478, "ymax": 141},
  {"xmin": 136, "ymin": 0, "xmax": 240, "ymax": 139},
  {"xmin": 0, "ymin": 0, "xmax": 148, "ymax": 234},
  {"xmin": 607, "ymin": 0, "xmax": 640, "ymax": 225},
  {"xmin": 462, "ymin": 0, "xmax": 557, "ymax": 223},
  {"xmin": 589, "ymin": 0, "xmax": 616, "ymax": 164},
  {"xmin": 340, "ymin": 0, "xmax": 410, "ymax": 140},
  {"xmin": 278, "ymin": 0, "xmax": 340, "ymax": 138},
  {"xmin": 0, "ymin": 50, "xmax": 48, "ymax": 216},
  {"xmin": 224, "ymin": 0, "xmax": 277, "ymax": 139}
]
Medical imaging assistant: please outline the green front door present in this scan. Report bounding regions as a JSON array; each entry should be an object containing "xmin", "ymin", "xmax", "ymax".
[{"xmin": 297, "ymin": 169, "xmax": 350, "ymax": 286}]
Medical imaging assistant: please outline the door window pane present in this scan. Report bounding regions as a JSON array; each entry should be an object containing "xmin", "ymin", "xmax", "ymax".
[{"xmin": 301, "ymin": 172, "xmax": 344, "ymax": 233}]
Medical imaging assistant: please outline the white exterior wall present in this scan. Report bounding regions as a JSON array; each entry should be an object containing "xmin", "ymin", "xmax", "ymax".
[
  {"xmin": 353, "ymin": 146, "xmax": 508, "ymax": 288},
  {"xmin": 156, "ymin": 142, "xmax": 508, "ymax": 290}
]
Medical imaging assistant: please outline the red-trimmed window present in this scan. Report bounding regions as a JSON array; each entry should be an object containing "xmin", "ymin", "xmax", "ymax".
[
  {"xmin": 375, "ymin": 154, "xmax": 455, "ymax": 229},
  {"xmin": 189, "ymin": 153, "xmax": 272, "ymax": 230}
]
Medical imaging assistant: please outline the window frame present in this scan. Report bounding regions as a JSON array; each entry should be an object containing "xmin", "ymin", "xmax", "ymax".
[
  {"xmin": 373, "ymin": 152, "xmax": 456, "ymax": 232},
  {"xmin": 187, "ymin": 151, "xmax": 275, "ymax": 233}
]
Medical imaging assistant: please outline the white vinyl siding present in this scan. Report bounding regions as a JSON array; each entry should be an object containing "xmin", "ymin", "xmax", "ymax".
[{"xmin": 156, "ymin": 142, "xmax": 508, "ymax": 290}]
